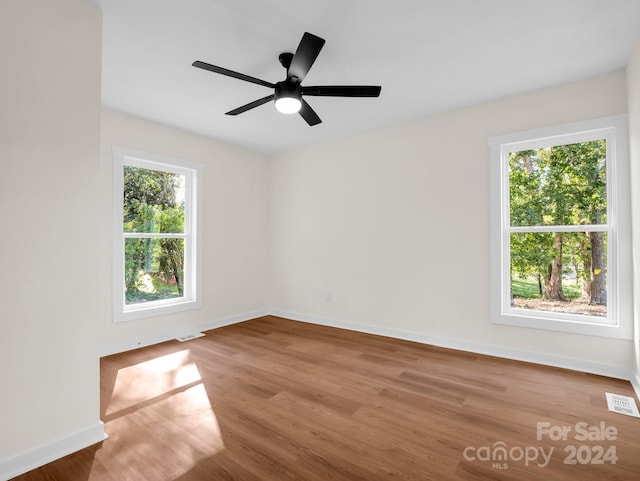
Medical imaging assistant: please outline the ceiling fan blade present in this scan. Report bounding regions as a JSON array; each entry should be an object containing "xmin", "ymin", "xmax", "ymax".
[
  {"xmin": 302, "ymin": 85, "xmax": 382, "ymax": 97},
  {"xmin": 193, "ymin": 60, "xmax": 275, "ymax": 89},
  {"xmin": 288, "ymin": 32, "xmax": 325, "ymax": 83},
  {"xmin": 225, "ymin": 94, "xmax": 274, "ymax": 116},
  {"xmin": 299, "ymin": 99, "xmax": 322, "ymax": 126}
]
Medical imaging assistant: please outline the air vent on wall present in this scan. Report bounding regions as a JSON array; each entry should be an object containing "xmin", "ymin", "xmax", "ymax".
[{"xmin": 175, "ymin": 332, "xmax": 205, "ymax": 342}]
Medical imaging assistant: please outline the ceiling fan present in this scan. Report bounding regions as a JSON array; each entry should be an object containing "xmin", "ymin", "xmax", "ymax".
[{"xmin": 192, "ymin": 32, "xmax": 382, "ymax": 126}]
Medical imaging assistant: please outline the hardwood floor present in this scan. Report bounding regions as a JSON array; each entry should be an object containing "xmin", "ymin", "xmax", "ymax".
[{"xmin": 13, "ymin": 316, "xmax": 640, "ymax": 480}]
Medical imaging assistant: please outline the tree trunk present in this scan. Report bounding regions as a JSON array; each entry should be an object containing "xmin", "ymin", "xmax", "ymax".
[
  {"xmin": 578, "ymin": 233, "xmax": 591, "ymax": 300},
  {"xmin": 544, "ymin": 233, "xmax": 566, "ymax": 301},
  {"xmin": 589, "ymin": 231, "xmax": 606, "ymax": 305},
  {"xmin": 509, "ymin": 276, "xmax": 513, "ymax": 305},
  {"xmin": 537, "ymin": 273, "xmax": 543, "ymax": 298}
]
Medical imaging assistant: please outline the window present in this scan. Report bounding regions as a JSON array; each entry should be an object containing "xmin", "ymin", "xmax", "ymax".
[
  {"xmin": 490, "ymin": 115, "xmax": 632, "ymax": 339},
  {"xmin": 113, "ymin": 146, "xmax": 203, "ymax": 322}
]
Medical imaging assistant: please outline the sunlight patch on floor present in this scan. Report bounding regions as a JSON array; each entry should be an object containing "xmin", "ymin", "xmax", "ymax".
[
  {"xmin": 97, "ymin": 349, "xmax": 225, "ymax": 480},
  {"xmin": 106, "ymin": 349, "xmax": 201, "ymax": 416}
]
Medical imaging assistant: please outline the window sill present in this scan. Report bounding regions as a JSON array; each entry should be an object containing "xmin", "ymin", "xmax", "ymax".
[
  {"xmin": 114, "ymin": 298, "xmax": 202, "ymax": 323},
  {"xmin": 492, "ymin": 308, "xmax": 632, "ymax": 340}
]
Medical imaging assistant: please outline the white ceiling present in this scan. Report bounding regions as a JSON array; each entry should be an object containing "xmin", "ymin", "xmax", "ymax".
[{"xmin": 93, "ymin": 0, "xmax": 640, "ymax": 154}]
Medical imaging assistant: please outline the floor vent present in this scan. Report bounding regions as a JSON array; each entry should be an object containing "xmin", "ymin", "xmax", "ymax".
[
  {"xmin": 175, "ymin": 332, "xmax": 205, "ymax": 342},
  {"xmin": 605, "ymin": 392, "xmax": 640, "ymax": 418}
]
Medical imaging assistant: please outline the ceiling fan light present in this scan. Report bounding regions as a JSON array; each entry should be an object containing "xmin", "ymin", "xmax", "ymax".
[{"xmin": 275, "ymin": 96, "xmax": 302, "ymax": 114}]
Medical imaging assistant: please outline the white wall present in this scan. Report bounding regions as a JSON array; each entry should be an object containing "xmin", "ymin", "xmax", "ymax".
[
  {"xmin": 0, "ymin": 0, "xmax": 104, "ymax": 473},
  {"xmin": 627, "ymin": 35, "xmax": 640, "ymax": 393},
  {"xmin": 98, "ymin": 110, "xmax": 270, "ymax": 355},
  {"xmin": 269, "ymin": 70, "xmax": 634, "ymax": 372},
  {"xmin": 1, "ymin": 2, "xmax": 635, "ymax": 476}
]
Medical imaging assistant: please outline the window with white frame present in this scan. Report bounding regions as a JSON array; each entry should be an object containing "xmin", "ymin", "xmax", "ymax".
[
  {"xmin": 489, "ymin": 115, "xmax": 632, "ymax": 339},
  {"xmin": 113, "ymin": 146, "xmax": 203, "ymax": 322}
]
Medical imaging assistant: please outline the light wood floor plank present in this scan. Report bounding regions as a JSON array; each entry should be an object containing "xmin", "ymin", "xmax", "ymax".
[{"xmin": 12, "ymin": 316, "xmax": 640, "ymax": 480}]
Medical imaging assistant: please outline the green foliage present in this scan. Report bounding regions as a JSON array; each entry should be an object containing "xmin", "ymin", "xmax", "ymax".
[
  {"xmin": 123, "ymin": 167, "xmax": 184, "ymax": 233},
  {"xmin": 123, "ymin": 166, "xmax": 186, "ymax": 304},
  {"xmin": 509, "ymin": 140, "xmax": 607, "ymax": 303},
  {"xmin": 509, "ymin": 141, "xmax": 606, "ymax": 227},
  {"xmin": 510, "ymin": 232, "xmax": 554, "ymax": 279}
]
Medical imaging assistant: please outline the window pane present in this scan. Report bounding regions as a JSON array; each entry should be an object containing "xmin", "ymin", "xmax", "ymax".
[
  {"xmin": 123, "ymin": 166, "xmax": 185, "ymax": 233},
  {"xmin": 509, "ymin": 231, "xmax": 606, "ymax": 317},
  {"xmin": 124, "ymin": 238, "xmax": 185, "ymax": 305},
  {"xmin": 509, "ymin": 140, "xmax": 606, "ymax": 227}
]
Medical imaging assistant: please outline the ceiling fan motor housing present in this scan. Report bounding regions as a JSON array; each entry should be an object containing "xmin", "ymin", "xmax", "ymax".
[
  {"xmin": 275, "ymin": 80, "xmax": 302, "ymax": 101},
  {"xmin": 274, "ymin": 80, "xmax": 302, "ymax": 113}
]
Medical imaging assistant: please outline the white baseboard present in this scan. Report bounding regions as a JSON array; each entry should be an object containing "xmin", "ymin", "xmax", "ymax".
[
  {"xmin": 99, "ymin": 308, "xmax": 269, "ymax": 357},
  {"xmin": 631, "ymin": 371, "xmax": 640, "ymax": 402},
  {"xmin": 269, "ymin": 309, "xmax": 635, "ymax": 382},
  {"xmin": 0, "ymin": 421, "xmax": 106, "ymax": 481},
  {"xmin": 99, "ymin": 306, "xmax": 637, "ymax": 385},
  {"xmin": 195, "ymin": 308, "xmax": 269, "ymax": 333}
]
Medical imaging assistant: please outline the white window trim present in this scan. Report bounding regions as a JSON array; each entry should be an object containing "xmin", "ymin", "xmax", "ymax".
[
  {"xmin": 112, "ymin": 146, "xmax": 203, "ymax": 322},
  {"xmin": 489, "ymin": 115, "xmax": 632, "ymax": 339}
]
